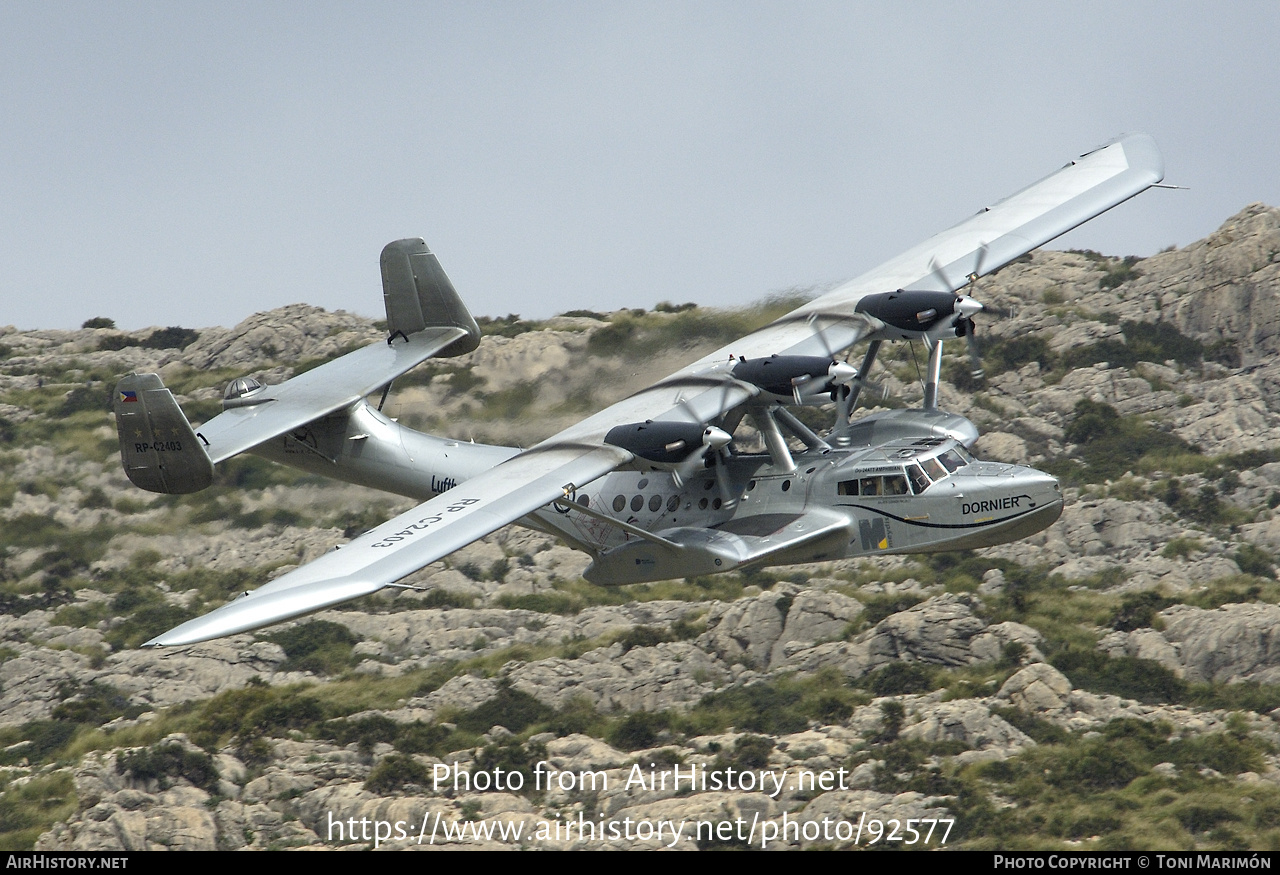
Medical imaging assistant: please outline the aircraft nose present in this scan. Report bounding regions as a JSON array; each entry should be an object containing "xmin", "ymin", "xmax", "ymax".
[{"xmin": 1024, "ymin": 472, "xmax": 1063, "ymax": 518}]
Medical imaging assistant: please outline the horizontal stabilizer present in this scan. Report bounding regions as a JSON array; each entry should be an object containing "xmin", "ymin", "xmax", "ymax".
[
  {"xmin": 381, "ymin": 238, "xmax": 481, "ymax": 355},
  {"xmin": 195, "ymin": 326, "xmax": 467, "ymax": 464},
  {"xmin": 114, "ymin": 374, "xmax": 214, "ymax": 494}
]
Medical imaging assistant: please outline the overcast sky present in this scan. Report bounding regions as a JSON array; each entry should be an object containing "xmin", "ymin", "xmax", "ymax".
[{"xmin": 2, "ymin": 2, "xmax": 1277, "ymax": 331}]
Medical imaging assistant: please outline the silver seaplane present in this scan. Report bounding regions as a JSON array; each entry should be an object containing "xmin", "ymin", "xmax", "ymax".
[{"xmin": 113, "ymin": 134, "xmax": 1164, "ymax": 647}]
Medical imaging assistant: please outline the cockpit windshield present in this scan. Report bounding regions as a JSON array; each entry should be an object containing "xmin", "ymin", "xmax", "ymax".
[
  {"xmin": 910, "ymin": 445, "xmax": 973, "ymax": 492},
  {"xmin": 836, "ymin": 443, "xmax": 974, "ymax": 497}
]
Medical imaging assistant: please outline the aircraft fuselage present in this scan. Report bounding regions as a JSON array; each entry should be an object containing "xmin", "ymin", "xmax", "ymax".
[{"xmin": 249, "ymin": 399, "xmax": 1062, "ymax": 585}]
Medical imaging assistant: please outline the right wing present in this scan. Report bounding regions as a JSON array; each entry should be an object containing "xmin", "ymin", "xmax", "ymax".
[{"xmin": 554, "ymin": 134, "xmax": 1164, "ymax": 444}]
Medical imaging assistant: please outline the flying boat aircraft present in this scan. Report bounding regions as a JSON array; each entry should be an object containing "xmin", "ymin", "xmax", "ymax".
[{"xmin": 114, "ymin": 134, "xmax": 1164, "ymax": 648}]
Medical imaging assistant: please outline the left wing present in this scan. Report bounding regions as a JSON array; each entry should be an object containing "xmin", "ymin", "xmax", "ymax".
[{"xmin": 145, "ymin": 443, "xmax": 630, "ymax": 646}]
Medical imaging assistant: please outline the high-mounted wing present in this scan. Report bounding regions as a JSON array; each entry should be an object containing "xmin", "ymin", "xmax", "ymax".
[
  {"xmin": 143, "ymin": 134, "xmax": 1164, "ymax": 647},
  {"xmin": 145, "ymin": 443, "xmax": 631, "ymax": 646},
  {"xmin": 556, "ymin": 133, "xmax": 1163, "ymax": 446}
]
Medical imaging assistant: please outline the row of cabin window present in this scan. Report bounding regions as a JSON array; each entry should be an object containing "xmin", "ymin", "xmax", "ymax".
[{"xmin": 611, "ymin": 493, "xmax": 683, "ymax": 514}]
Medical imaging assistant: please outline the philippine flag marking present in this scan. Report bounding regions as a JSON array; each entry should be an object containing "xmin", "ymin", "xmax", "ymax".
[{"xmin": 120, "ymin": 390, "xmax": 138, "ymax": 403}]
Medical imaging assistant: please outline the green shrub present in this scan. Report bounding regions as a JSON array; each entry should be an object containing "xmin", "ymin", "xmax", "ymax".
[
  {"xmin": 365, "ymin": 754, "xmax": 433, "ymax": 794},
  {"xmin": 191, "ymin": 684, "xmax": 325, "ymax": 749},
  {"xmin": 453, "ymin": 683, "xmax": 554, "ymax": 735},
  {"xmin": 1170, "ymin": 731, "xmax": 1269, "ymax": 775},
  {"xmin": 50, "ymin": 682, "xmax": 140, "ymax": 727},
  {"xmin": 322, "ymin": 714, "xmax": 400, "ymax": 754},
  {"xmin": 394, "ymin": 721, "xmax": 454, "ymax": 756},
  {"xmin": 1234, "ymin": 544, "xmax": 1276, "ymax": 579},
  {"xmin": 0, "ymin": 771, "xmax": 75, "ymax": 850},
  {"xmin": 417, "ymin": 589, "xmax": 476, "ymax": 609},
  {"xmin": 472, "ymin": 737, "xmax": 549, "ymax": 795},
  {"xmin": 711, "ymin": 734, "xmax": 774, "ymax": 770},
  {"xmin": 265, "ymin": 620, "xmax": 362, "ymax": 675},
  {"xmin": 1098, "ymin": 258, "xmax": 1142, "ymax": 289},
  {"xmin": 1051, "ymin": 650, "xmax": 1187, "ymax": 704},
  {"xmin": 105, "ymin": 603, "xmax": 198, "ymax": 650},
  {"xmin": 864, "ymin": 661, "xmax": 937, "ymax": 696},
  {"xmin": 475, "ymin": 314, "xmax": 536, "ymax": 338},
  {"xmin": 494, "ymin": 592, "xmax": 583, "ymax": 615},
  {"xmin": 1110, "ymin": 591, "xmax": 1176, "ymax": 632},
  {"xmin": 1161, "ymin": 537, "xmax": 1203, "ymax": 560},
  {"xmin": 59, "ymin": 384, "xmax": 112, "ymax": 415},
  {"xmin": 875, "ymin": 700, "xmax": 905, "ymax": 743},
  {"xmin": 141, "ymin": 326, "xmax": 200, "ymax": 350},
  {"xmin": 0, "ymin": 721, "xmax": 76, "ymax": 766},
  {"xmin": 1050, "ymin": 400, "xmax": 1198, "ymax": 484},
  {"xmin": 615, "ymin": 625, "xmax": 669, "ymax": 652},
  {"xmin": 607, "ymin": 710, "xmax": 674, "ymax": 751},
  {"xmin": 1048, "ymin": 738, "xmax": 1144, "ymax": 791},
  {"xmin": 117, "ymin": 742, "xmax": 219, "ymax": 792},
  {"xmin": 97, "ymin": 333, "xmax": 138, "ymax": 351},
  {"xmin": 856, "ymin": 593, "xmax": 925, "ymax": 628}
]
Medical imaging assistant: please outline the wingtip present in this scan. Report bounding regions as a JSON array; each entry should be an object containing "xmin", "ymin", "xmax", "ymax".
[
  {"xmin": 1116, "ymin": 132, "xmax": 1164, "ymax": 185},
  {"xmin": 1087, "ymin": 133, "xmax": 1164, "ymax": 186}
]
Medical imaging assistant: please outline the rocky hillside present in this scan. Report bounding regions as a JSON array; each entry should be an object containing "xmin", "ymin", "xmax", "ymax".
[{"xmin": 4, "ymin": 205, "xmax": 1280, "ymax": 851}]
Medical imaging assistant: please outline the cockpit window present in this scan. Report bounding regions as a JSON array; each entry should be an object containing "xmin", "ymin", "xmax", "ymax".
[
  {"xmin": 939, "ymin": 449, "xmax": 967, "ymax": 473},
  {"xmin": 922, "ymin": 456, "xmax": 947, "ymax": 481},
  {"xmin": 906, "ymin": 464, "xmax": 929, "ymax": 494}
]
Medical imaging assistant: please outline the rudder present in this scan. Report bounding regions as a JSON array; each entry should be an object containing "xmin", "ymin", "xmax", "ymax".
[
  {"xmin": 114, "ymin": 374, "xmax": 214, "ymax": 493},
  {"xmin": 380, "ymin": 238, "xmax": 481, "ymax": 355}
]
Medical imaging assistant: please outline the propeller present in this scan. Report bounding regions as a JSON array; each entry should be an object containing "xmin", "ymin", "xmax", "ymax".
[
  {"xmin": 954, "ymin": 297, "xmax": 986, "ymax": 383},
  {"xmin": 670, "ymin": 425, "xmax": 739, "ymax": 511},
  {"xmin": 951, "ymin": 242, "xmax": 995, "ymax": 383},
  {"xmin": 671, "ymin": 425, "xmax": 732, "ymax": 488},
  {"xmin": 788, "ymin": 359, "xmax": 859, "ymax": 405}
]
